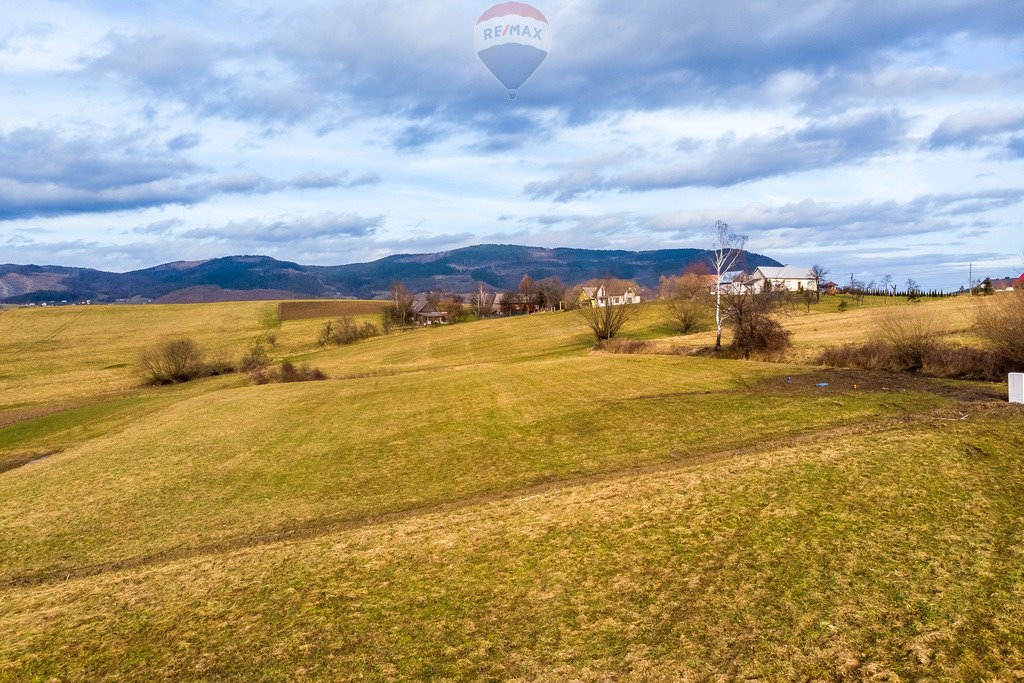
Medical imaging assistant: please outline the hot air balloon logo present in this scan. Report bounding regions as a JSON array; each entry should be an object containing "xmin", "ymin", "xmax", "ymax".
[{"xmin": 474, "ymin": 2, "xmax": 551, "ymax": 101}]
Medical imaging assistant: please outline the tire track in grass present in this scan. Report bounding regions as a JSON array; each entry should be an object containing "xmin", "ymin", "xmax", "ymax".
[{"xmin": 0, "ymin": 405, "xmax": 988, "ymax": 592}]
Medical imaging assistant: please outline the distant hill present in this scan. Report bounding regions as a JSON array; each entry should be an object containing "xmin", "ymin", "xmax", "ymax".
[{"xmin": 0, "ymin": 245, "xmax": 782, "ymax": 303}]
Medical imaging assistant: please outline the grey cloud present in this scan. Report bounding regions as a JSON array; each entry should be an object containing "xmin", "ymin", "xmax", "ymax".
[
  {"xmin": 167, "ymin": 133, "xmax": 202, "ymax": 151},
  {"xmin": 209, "ymin": 172, "xmax": 382, "ymax": 194},
  {"xmin": 182, "ymin": 213, "xmax": 384, "ymax": 243},
  {"xmin": 133, "ymin": 218, "xmax": 185, "ymax": 235},
  {"xmin": 928, "ymin": 108, "xmax": 1024, "ymax": 149},
  {"xmin": 515, "ymin": 189, "xmax": 1024, "ymax": 248},
  {"xmin": 87, "ymin": 31, "xmax": 318, "ymax": 125},
  {"xmin": 1008, "ymin": 137, "xmax": 1024, "ymax": 159},
  {"xmin": 0, "ymin": 127, "xmax": 198, "ymax": 193},
  {"xmin": 271, "ymin": 0, "xmax": 1022, "ymax": 123},
  {"xmin": 72, "ymin": 1, "xmax": 1024, "ymax": 148},
  {"xmin": 642, "ymin": 190, "xmax": 1024, "ymax": 243},
  {"xmin": 0, "ymin": 126, "xmax": 380, "ymax": 219},
  {"xmin": 527, "ymin": 110, "xmax": 910, "ymax": 201}
]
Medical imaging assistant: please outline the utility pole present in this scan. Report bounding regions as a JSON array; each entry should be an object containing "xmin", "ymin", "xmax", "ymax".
[{"xmin": 969, "ymin": 263, "xmax": 973, "ymax": 296}]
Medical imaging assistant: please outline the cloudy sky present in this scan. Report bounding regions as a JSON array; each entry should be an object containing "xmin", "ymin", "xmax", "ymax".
[{"xmin": 1, "ymin": 0, "xmax": 1022, "ymax": 289}]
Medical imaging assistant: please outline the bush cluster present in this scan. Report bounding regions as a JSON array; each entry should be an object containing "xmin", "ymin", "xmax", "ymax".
[
  {"xmin": 731, "ymin": 315, "xmax": 793, "ymax": 360},
  {"xmin": 721, "ymin": 291, "xmax": 793, "ymax": 360},
  {"xmin": 976, "ymin": 293, "xmax": 1024, "ymax": 368},
  {"xmin": 238, "ymin": 342, "xmax": 271, "ymax": 372},
  {"xmin": 250, "ymin": 361, "xmax": 328, "ymax": 384},
  {"xmin": 138, "ymin": 338, "xmax": 235, "ymax": 385},
  {"xmin": 318, "ymin": 316, "xmax": 380, "ymax": 346},
  {"xmin": 819, "ymin": 298, "xmax": 1024, "ymax": 381}
]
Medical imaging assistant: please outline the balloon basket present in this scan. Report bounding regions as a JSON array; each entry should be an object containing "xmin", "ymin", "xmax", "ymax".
[{"xmin": 507, "ymin": 90, "xmax": 518, "ymax": 101}]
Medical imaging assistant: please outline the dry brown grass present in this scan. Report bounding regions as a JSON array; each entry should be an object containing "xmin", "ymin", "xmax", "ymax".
[
  {"xmin": 1, "ymin": 413, "xmax": 1022, "ymax": 680},
  {"xmin": 976, "ymin": 292, "xmax": 1024, "ymax": 368}
]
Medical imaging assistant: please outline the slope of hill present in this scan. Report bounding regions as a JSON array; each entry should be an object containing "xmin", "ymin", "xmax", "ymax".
[
  {"xmin": 0, "ymin": 297, "xmax": 1021, "ymax": 679},
  {"xmin": 0, "ymin": 245, "xmax": 782, "ymax": 303}
]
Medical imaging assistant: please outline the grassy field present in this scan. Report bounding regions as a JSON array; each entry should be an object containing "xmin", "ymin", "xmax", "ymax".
[{"xmin": 0, "ymin": 296, "xmax": 1022, "ymax": 680}]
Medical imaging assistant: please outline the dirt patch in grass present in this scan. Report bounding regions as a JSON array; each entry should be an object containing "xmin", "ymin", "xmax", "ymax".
[
  {"xmin": 0, "ymin": 403, "xmax": 77, "ymax": 429},
  {"xmin": 632, "ymin": 368, "xmax": 1006, "ymax": 405},
  {"xmin": 0, "ymin": 449, "xmax": 63, "ymax": 474},
  {"xmin": 751, "ymin": 367, "xmax": 1007, "ymax": 403}
]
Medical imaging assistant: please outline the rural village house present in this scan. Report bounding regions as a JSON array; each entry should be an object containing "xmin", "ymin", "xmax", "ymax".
[
  {"xmin": 993, "ymin": 274, "xmax": 1024, "ymax": 292},
  {"xmin": 578, "ymin": 283, "xmax": 642, "ymax": 308},
  {"xmin": 717, "ymin": 271, "xmax": 748, "ymax": 294},
  {"xmin": 745, "ymin": 267, "xmax": 818, "ymax": 294},
  {"xmin": 491, "ymin": 292, "xmax": 541, "ymax": 316},
  {"xmin": 411, "ymin": 299, "xmax": 448, "ymax": 325}
]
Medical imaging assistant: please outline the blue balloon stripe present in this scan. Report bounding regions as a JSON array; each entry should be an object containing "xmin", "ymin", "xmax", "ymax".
[{"xmin": 477, "ymin": 43, "xmax": 548, "ymax": 91}]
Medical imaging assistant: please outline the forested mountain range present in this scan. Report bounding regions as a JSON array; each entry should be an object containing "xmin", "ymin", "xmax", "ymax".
[{"xmin": 0, "ymin": 244, "xmax": 782, "ymax": 304}]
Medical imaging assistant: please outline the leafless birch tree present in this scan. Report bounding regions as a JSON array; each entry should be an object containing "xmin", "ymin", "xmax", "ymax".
[{"xmin": 708, "ymin": 220, "xmax": 748, "ymax": 351}]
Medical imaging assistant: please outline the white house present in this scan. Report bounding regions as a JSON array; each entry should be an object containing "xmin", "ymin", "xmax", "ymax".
[
  {"xmin": 746, "ymin": 267, "xmax": 818, "ymax": 294},
  {"xmin": 719, "ymin": 270, "xmax": 749, "ymax": 294},
  {"xmin": 579, "ymin": 284, "xmax": 642, "ymax": 307}
]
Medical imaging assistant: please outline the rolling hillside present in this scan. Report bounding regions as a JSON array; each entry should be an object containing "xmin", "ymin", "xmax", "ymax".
[
  {"xmin": 1, "ymin": 296, "xmax": 1021, "ymax": 679},
  {"xmin": 0, "ymin": 244, "xmax": 782, "ymax": 303}
]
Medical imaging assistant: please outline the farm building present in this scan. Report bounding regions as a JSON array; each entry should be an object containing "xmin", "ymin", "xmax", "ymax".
[
  {"xmin": 411, "ymin": 299, "xmax": 448, "ymax": 325},
  {"xmin": 746, "ymin": 267, "xmax": 818, "ymax": 294}
]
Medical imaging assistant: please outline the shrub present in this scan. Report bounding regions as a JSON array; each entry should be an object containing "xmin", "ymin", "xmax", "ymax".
[
  {"xmin": 731, "ymin": 315, "xmax": 793, "ymax": 360},
  {"xmin": 976, "ymin": 293, "xmax": 1024, "ymax": 369},
  {"xmin": 724, "ymin": 291, "xmax": 792, "ymax": 359},
  {"xmin": 578, "ymin": 301, "xmax": 637, "ymax": 341},
  {"xmin": 250, "ymin": 361, "xmax": 328, "ymax": 385},
  {"xmin": 919, "ymin": 344, "xmax": 1008, "ymax": 381},
  {"xmin": 876, "ymin": 309, "xmax": 939, "ymax": 370},
  {"xmin": 667, "ymin": 297, "xmax": 710, "ymax": 334},
  {"xmin": 318, "ymin": 316, "xmax": 381, "ymax": 346},
  {"xmin": 138, "ymin": 338, "xmax": 230, "ymax": 385},
  {"xmin": 819, "ymin": 341, "xmax": 1010, "ymax": 381},
  {"xmin": 597, "ymin": 339, "xmax": 653, "ymax": 354},
  {"xmin": 837, "ymin": 300, "xmax": 849, "ymax": 313},
  {"xmin": 818, "ymin": 305, "xmax": 1013, "ymax": 381},
  {"xmin": 239, "ymin": 343, "xmax": 271, "ymax": 372}
]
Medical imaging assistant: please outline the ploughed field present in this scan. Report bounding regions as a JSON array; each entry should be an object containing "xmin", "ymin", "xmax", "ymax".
[{"xmin": 0, "ymin": 297, "xmax": 1022, "ymax": 680}]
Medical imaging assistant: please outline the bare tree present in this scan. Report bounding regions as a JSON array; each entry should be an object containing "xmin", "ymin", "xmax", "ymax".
[
  {"xmin": 138, "ymin": 338, "xmax": 209, "ymax": 384},
  {"xmin": 470, "ymin": 283, "xmax": 495, "ymax": 319},
  {"xmin": 662, "ymin": 272, "xmax": 711, "ymax": 333},
  {"xmin": 906, "ymin": 278, "xmax": 922, "ymax": 302},
  {"xmin": 708, "ymin": 220, "xmax": 748, "ymax": 351},
  {"xmin": 850, "ymin": 279, "xmax": 868, "ymax": 305},
  {"xmin": 389, "ymin": 282, "xmax": 413, "ymax": 327},
  {"xmin": 799, "ymin": 287, "xmax": 816, "ymax": 312},
  {"xmin": 810, "ymin": 264, "xmax": 829, "ymax": 302},
  {"xmin": 880, "ymin": 274, "xmax": 894, "ymax": 298},
  {"xmin": 722, "ymin": 290, "xmax": 791, "ymax": 359},
  {"xmin": 536, "ymin": 277, "xmax": 565, "ymax": 311},
  {"xmin": 578, "ymin": 282, "xmax": 638, "ymax": 340}
]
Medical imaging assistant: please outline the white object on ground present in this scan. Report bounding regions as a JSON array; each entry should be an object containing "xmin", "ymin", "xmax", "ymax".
[{"xmin": 1010, "ymin": 373, "xmax": 1024, "ymax": 405}]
